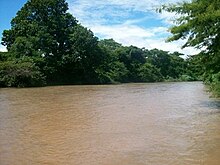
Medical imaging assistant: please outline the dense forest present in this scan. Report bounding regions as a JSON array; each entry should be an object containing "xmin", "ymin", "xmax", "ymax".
[{"xmin": 0, "ymin": 0, "xmax": 218, "ymax": 96}]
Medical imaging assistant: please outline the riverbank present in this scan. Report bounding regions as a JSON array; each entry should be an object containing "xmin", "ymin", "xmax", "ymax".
[{"xmin": 207, "ymin": 83, "xmax": 220, "ymax": 98}]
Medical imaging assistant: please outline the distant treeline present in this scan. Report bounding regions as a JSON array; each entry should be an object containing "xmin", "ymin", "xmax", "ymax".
[{"xmin": 0, "ymin": 0, "xmax": 204, "ymax": 87}]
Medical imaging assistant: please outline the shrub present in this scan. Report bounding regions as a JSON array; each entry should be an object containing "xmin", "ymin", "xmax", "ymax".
[{"xmin": 0, "ymin": 59, "xmax": 46, "ymax": 87}]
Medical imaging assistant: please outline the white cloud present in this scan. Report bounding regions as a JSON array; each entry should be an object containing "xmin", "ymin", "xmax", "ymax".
[
  {"xmin": 68, "ymin": 0, "xmax": 181, "ymax": 25},
  {"xmin": 92, "ymin": 24, "xmax": 156, "ymax": 39},
  {"xmin": 0, "ymin": 45, "xmax": 7, "ymax": 52},
  {"xmin": 67, "ymin": 0, "xmax": 197, "ymax": 55},
  {"xmin": 90, "ymin": 23, "xmax": 199, "ymax": 55}
]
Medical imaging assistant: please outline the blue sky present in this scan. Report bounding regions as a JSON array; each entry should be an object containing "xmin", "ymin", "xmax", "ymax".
[
  {"xmin": 0, "ymin": 0, "xmax": 28, "ymax": 41},
  {"xmin": 0, "ymin": 0, "xmax": 198, "ymax": 55}
]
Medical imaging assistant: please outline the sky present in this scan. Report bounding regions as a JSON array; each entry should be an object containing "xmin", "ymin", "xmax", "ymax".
[{"xmin": 0, "ymin": 0, "xmax": 198, "ymax": 55}]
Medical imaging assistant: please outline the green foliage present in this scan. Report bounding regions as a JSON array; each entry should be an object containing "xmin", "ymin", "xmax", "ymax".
[
  {"xmin": 115, "ymin": 46, "xmax": 147, "ymax": 82},
  {"xmin": 145, "ymin": 49, "xmax": 186, "ymax": 79},
  {"xmin": 160, "ymin": 0, "xmax": 220, "ymax": 52},
  {"xmin": 184, "ymin": 54, "xmax": 204, "ymax": 81},
  {"xmin": 205, "ymin": 72, "xmax": 220, "ymax": 97},
  {"xmin": 138, "ymin": 63, "xmax": 163, "ymax": 82},
  {"xmin": 0, "ymin": 57, "xmax": 45, "ymax": 87},
  {"xmin": 95, "ymin": 41, "xmax": 130, "ymax": 83},
  {"xmin": 0, "ymin": 52, "xmax": 9, "ymax": 61},
  {"xmin": 98, "ymin": 39, "xmax": 122, "ymax": 51},
  {"xmin": 2, "ymin": 0, "xmax": 77, "ymax": 59},
  {"xmin": 179, "ymin": 75, "xmax": 195, "ymax": 81},
  {"xmin": 95, "ymin": 61, "xmax": 129, "ymax": 84},
  {"xmin": 160, "ymin": 0, "xmax": 220, "ymax": 96},
  {"xmin": 56, "ymin": 24, "xmax": 106, "ymax": 84},
  {"xmin": 0, "ymin": 0, "xmax": 203, "ymax": 87}
]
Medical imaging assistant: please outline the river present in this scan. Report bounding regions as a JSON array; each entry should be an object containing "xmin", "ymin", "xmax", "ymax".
[{"xmin": 0, "ymin": 82, "xmax": 220, "ymax": 165}]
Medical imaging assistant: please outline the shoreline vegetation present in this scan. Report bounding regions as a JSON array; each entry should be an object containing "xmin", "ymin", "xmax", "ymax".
[
  {"xmin": 0, "ymin": 45, "xmax": 203, "ymax": 88},
  {"xmin": 0, "ymin": 0, "xmax": 219, "ymax": 97}
]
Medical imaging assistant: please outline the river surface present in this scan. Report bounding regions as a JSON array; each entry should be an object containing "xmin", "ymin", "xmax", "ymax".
[{"xmin": 0, "ymin": 82, "xmax": 220, "ymax": 165}]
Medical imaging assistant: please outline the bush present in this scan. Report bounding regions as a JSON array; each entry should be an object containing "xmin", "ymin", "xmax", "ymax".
[
  {"xmin": 180, "ymin": 74, "xmax": 195, "ymax": 81},
  {"xmin": 0, "ymin": 59, "xmax": 46, "ymax": 87},
  {"xmin": 209, "ymin": 72, "xmax": 220, "ymax": 97}
]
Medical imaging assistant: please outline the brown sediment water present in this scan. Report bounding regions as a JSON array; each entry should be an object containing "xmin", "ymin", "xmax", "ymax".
[{"xmin": 0, "ymin": 82, "xmax": 220, "ymax": 165}]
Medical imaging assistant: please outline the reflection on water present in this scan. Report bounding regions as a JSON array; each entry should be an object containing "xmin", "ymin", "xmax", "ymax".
[{"xmin": 0, "ymin": 82, "xmax": 220, "ymax": 165}]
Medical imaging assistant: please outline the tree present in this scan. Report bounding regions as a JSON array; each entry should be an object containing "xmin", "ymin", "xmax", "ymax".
[
  {"xmin": 184, "ymin": 54, "xmax": 204, "ymax": 81},
  {"xmin": 138, "ymin": 63, "xmax": 163, "ymax": 82},
  {"xmin": 160, "ymin": 0, "xmax": 220, "ymax": 95},
  {"xmin": 160, "ymin": 0, "xmax": 220, "ymax": 53},
  {"xmin": 1, "ymin": 0, "xmax": 199, "ymax": 86},
  {"xmin": 0, "ymin": 52, "xmax": 9, "ymax": 61},
  {"xmin": 1, "ymin": 0, "xmax": 82, "ymax": 84},
  {"xmin": 67, "ymin": 24, "xmax": 107, "ymax": 83},
  {"xmin": 97, "ymin": 40, "xmax": 129, "ymax": 83},
  {"xmin": 98, "ymin": 39, "xmax": 122, "ymax": 52},
  {"xmin": 2, "ymin": 0, "xmax": 77, "ymax": 61}
]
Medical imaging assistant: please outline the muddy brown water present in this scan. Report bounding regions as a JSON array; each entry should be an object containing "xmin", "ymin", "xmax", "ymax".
[{"xmin": 0, "ymin": 82, "xmax": 220, "ymax": 165}]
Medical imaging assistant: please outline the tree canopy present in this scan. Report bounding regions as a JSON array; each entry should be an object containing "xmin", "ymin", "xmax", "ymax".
[{"xmin": 0, "ymin": 0, "xmax": 203, "ymax": 87}]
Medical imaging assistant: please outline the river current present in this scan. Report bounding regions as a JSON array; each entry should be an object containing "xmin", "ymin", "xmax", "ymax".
[{"xmin": 0, "ymin": 82, "xmax": 220, "ymax": 165}]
